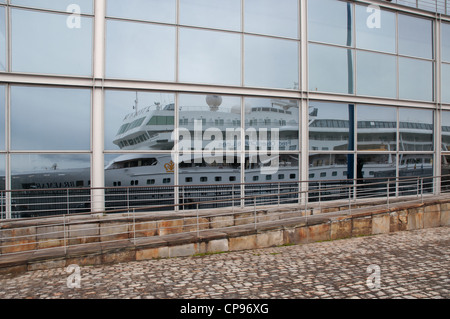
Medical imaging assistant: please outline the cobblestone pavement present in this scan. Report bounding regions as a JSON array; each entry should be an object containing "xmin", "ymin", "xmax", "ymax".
[{"xmin": 0, "ymin": 226, "xmax": 449, "ymax": 300}]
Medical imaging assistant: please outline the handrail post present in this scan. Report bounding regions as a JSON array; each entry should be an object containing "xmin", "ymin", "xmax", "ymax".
[
  {"xmin": 133, "ymin": 208, "xmax": 136, "ymax": 244},
  {"xmin": 387, "ymin": 178, "xmax": 390, "ymax": 209},
  {"xmin": 278, "ymin": 183, "xmax": 280, "ymax": 206},
  {"xmin": 232, "ymin": 184, "xmax": 235, "ymax": 212},
  {"xmin": 417, "ymin": 177, "xmax": 420, "ymax": 198},
  {"xmin": 319, "ymin": 182, "xmax": 322, "ymax": 214},
  {"xmin": 421, "ymin": 177, "xmax": 424, "ymax": 203},
  {"xmin": 67, "ymin": 189, "xmax": 70, "ymax": 215},
  {"xmin": 196, "ymin": 203, "xmax": 199, "ymax": 236},
  {"xmin": 348, "ymin": 183, "xmax": 352, "ymax": 213},
  {"xmin": 63, "ymin": 214, "xmax": 67, "ymax": 254},
  {"xmin": 254, "ymin": 196, "xmax": 257, "ymax": 229}
]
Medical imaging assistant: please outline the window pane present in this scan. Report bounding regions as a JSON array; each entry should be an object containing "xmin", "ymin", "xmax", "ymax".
[
  {"xmin": 357, "ymin": 105, "xmax": 397, "ymax": 151},
  {"xmin": 11, "ymin": 154, "xmax": 91, "ymax": 190},
  {"xmin": 104, "ymin": 153, "xmax": 174, "ymax": 211},
  {"xmin": 245, "ymin": 97, "xmax": 299, "ymax": 151},
  {"xmin": 11, "ymin": 9, "xmax": 93, "ymax": 76},
  {"xmin": 244, "ymin": 0, "xmax": 298, "ymax": 38},
  {"xmin": 11, "ymin": 154, "xmax": 91, "ymax": 217},
  {"xmin": 11, "ymin": 0, "xmax": 93, "ymax": 14},
  {"xmin": 106, "ymin": 20, "xmax": 175, "ymax": 81},
  {"xmin": 399, "ymin": 108, "xmax": 433, "ymax": 152},
  {"xmin": 399, "ymin": 58, "xmax": 433, "ymax": 101},
  {"xmin": 180, "ymin": 154, "xmax": 241, "ymax": 209},
  {"xmin": 309, "ymin": 44, "xmax": 354, "ymax": 94},
  {"xmin": 357, "ymin": 154, "xmax": 396, "ymax": 180},
  {"xmin": 178, "ymin": 94, "xmax": 241, "ymax": 152},
  {"xmin": 356, "ymin": 51, "xmax": 397, "ymax": 98},
  {"xmin": 355, "ymin": 4, "xmax": 396, "ymax": 53},
  {"xmin": 106, "ymin": 0, "xmax": 175, "ymax": 23},
  {"xmin": 11, "ymin": 86, "xmax": 91, "ymax": 150},
  {"xmin": 245, "ymin": 154, "xmax": 299, "ymax": 205},
  {"xmin": 398, "ymin": 14, "xmax": 433, "ymax": 59},
  {"xmin": 442, "ymin": 64, "xmax": 450, "ymax": 103},
  {"xmin": 0, "ymin": 85, "xmax": 4, "ymax": 150},
  {"xmin": 179, "ymin": 28, "xmax": 240, "ymax": 86},
  {"xmin": 442, "ymin": 111, "xmax": 450, "ymax": 151},
  {"xmin": 308, "ymin": 153, "xmax": 350, "ymax": 201},
  {"xmin": 309, "ymin": 0, "xmax": 353, "ymax": 46},
  {"xmin": 0, "ymin": 6, "xmax": 5, "ymax": 71},
  {"xmin": 179, "ymin": 0, "xmax": 240, "ymax": 31},
  {"xmin": 309, "ymin": 102, "xmax": 352, "ymax": 151},
  {"xmin": 398, "ymin": 154, "xmax": 433, "ymax": 194},
  {"xmin": 245, "ymin": 35, "xmax": 299, "ymax": 89},
  {"xmin": 442, "ymin": 23, "xmax": 450, "ymax": 62},
  {"xmin": 105, "ymin": 90, "xmax": 175, "ymax": 151}
]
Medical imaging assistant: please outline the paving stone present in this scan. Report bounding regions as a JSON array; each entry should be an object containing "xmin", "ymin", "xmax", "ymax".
[{"xmin": 0, "ymin": 226, "xmax": 448, "ymax": 299}]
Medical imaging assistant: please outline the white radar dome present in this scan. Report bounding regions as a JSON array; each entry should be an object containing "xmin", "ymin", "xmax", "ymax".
[{"xmin": 206, "ymin": 95, "xmax": 222, "ymax": 111}]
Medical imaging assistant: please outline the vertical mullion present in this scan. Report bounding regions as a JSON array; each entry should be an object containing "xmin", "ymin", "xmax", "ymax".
[{"xmin": 91, "ymin": 0, "xmax": 106, "ymax": 213}]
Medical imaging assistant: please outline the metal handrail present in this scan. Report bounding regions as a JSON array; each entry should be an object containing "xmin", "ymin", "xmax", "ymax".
[
  {"xmin": 0, "ymin": 173, "xmax": 445, "ymax": 220},
  {"xmin": 0, "ymin": 173, "xmax": 447, "ymax": 258}
]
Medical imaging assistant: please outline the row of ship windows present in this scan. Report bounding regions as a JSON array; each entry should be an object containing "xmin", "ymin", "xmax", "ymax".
[
  {"xmin": 112, "ymin": 173, "xmax": 298, "ymax": 186},
  {"xmin": 309, "ymin": 171, "xmax": 347, "ymax": 179}
]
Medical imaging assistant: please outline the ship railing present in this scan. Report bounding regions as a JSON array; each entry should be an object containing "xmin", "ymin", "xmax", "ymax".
[{"xmin": 0, "ymin": 174, "xmax": 448, "ymax": 259}]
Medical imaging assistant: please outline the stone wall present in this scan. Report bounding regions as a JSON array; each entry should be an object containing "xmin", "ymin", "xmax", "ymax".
[{"xmin": 0, "ymin": 197, "xmax": 449, "ymax": 274}]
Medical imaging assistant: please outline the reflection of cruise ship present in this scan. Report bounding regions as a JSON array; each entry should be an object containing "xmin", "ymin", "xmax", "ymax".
[
  {"xmin": 308, "ymin": 105, "xmax": 435, "ymax": 182},
  {"xmin": 9, "ymin": 95, "xmax": 300, "ymax": 191},
  {"xmin": 112, "ymin": 95, "xmax": 299, "ymax": 152},
  {"xmin": 6, "ymin": 98, "xmax": 441, "ymax": 191}
]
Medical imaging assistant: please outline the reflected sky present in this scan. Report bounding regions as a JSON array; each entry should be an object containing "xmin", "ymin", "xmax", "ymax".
[
  {"xmin": 11, "ymin": 154, "xmax": 91, "ymax": 175},
  {"xmin": 442, "ymin": 23, "xmax": 450, "ymax": 62},
  {"xmin": 179, "ymin": 28, "xmax": 241, "ymax": 85},
  {"xmin": 399, "ymin": 57, "xmax": 433, "ymax": 101},
  {"xmin": 309, "ymin": 44, "xmax": 353, "ymax": 94},
  {"xmin": 11, "ymin": 9, "xmax": 93, "ymax": 76},
  {"xmin": 107, "ymin": 0, "xmax": 175, "ymax": 23},
  {"xmin": 11, "ymin": 86, "xmax": 91, "ymax": 150},
  {"xmin": 244, "ymin": 0, "xmax": 299, "ymax": 38},
  {"xmin": 244, "ymin": 35, "xmax": 299, "ymax": 89},
  {"xmin": 11, "ymin": 0, "xmax": 93, "ymax": 14},
  {"xmin": 398, "ymin": 14, "xmax": 433, "ymax": 59},
  {"xmin": 0, "ymin": 6, "xmax": 5, "ymax": 71},
  {"xmin": 356, "ymin": 51, "xmax": 397, "ymax": 98},
  {"xmin": 355, "ymin": 4, "xmax": 396, "ymax": 53},
  {"xmin": 179, "ymin": 0, "xmax": 241, "ymax": 31},
  {"xmin": 308, "ymin": 0, "xmax": 352, "ymax": 46},
  {"xmin": 106, "ymin": 20, "xmax": 176, "ymax": 81},
  {"xmin": 442, "ymin": 64, "xmax": 450, "ymax": 103}
]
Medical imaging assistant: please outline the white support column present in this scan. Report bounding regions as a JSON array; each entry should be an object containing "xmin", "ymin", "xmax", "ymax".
[
  {"xmin": 91, "ymin": 0, "xmax": 106, "ymax": 212},
  {"xmin": 300, "ymin": 0, "xmax": 309, "ymax": 206},
  {"xmin": 5, "ymin": 84, "xmax": 11, "ymax": 219},
  {"xmin": 300, "ymin": 99, "xmax": 309, "ymax": 206},
  {"xmin": 435, "ymin": 18, "xmax": 442, "ymax": 195}
]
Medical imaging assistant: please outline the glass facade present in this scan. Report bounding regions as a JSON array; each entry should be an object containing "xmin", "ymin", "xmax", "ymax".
[{"xmin": 0, "ymin": 0, "xmax": 448, "ymax": 217}]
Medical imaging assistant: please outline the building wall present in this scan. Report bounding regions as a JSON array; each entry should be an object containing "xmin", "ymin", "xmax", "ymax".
[{"xmin": 0, "ymin": 0, "xmax": 450, "ymax": 215}]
